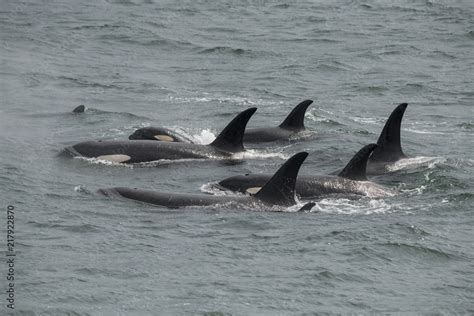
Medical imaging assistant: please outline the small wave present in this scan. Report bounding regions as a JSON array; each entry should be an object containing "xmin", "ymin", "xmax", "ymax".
[
  {"xmin": 351, "ymin": 117, "xmax": 384, "ymax": 125},
  {"xmin": 200, "ymin": 182, "xmax": 247, "ymax": 196},
  {"xmin": 198, "ymin": 46, "xmax": 254, "ymax": 56},
  {"xmin": 394, "ymin": 223, "xmax": 431, "ymax": 237},
  {"xmin": 71, "ymin": 23, "xmax": 124, "ymax": 30},
  {"xmin": 74, "ymin": 185, "xmax": 93, "ymax": 194},
  {"xmin": 387, "ymin": 156, "xmax": 446, "ymax": 172},
  {"xmin": 309, "ymin": 198, "xmax": 406, "ymax": 215},
  {"xmin": 379, "ymin": 242, "xmax": 455, "ymax": 260},
  {"xmin": 315, "ymin": 62, "xmax": 348, "ymax": 72},
  {"xmin": 305, "ymin": 112, "xmax": 345, "ymax": 126},
  {"xmin": 457, "ymin": 122, "xmax": 474, "ymax": 130},
  {"xmin": 57, "ymin": 76, "xmax": 123, "ymax": 90},
  {"xmin": 74, "ymin": 156, "xmax": 135, "ymax": 168},
  {"xmin": 356, "ymin": 86, "xmax": 389, "ymax": 93},
  {"xmin": 400, "ymin": 185, "xmax": 427, "ymax": 196},
  {"xmin": 404, "ymin": 128, "xmax": 447, "ymax": 135},
  {"xmin": 238, "ymin": 149, "xmax": 289, "ymax": 160},
  {"xmin": 167, "ymin": 95, "xmax": 273, "ymax": 106}
]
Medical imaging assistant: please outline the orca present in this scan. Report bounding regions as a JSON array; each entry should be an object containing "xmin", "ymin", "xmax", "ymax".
[
  {"xmin": 128, "ymin": 126, "xmax": 191, "ymax": 143},
  {"xmin": 243, "ymin": 99, "xmax": 313, "ymax": 143},
  {"xmin": 98, "ymin": 152, "xmax": 315, "ymax": 210},
  {"xmin": 366, "ymin": 103, "xmax": 408, "ymax": 174},
  {"xmin": 127, "ymin": 100, "xmax": 313, "ymax": 144},
  {"xmin": 65, "ymin": 108, "xmax": 257, "ymax": 163},
  {"xmin": 217, "ymin": 144, "xmax": 396, "ymax": 199},
  {"xmin": 72, "ymin": 105, "xmax": 86, "ymax": 113}
]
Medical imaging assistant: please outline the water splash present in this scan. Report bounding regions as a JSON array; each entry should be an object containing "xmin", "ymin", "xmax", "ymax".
[
  {"xmin": 387, "ymin": 156, "xmax": 446, "ymax": 172},
  {"xmin": 309, "ymin": 198, "xmax": 407, "ymax": 215}
]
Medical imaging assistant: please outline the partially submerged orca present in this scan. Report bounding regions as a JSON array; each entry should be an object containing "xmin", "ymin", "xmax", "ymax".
[
  {"xmin": 243, "ymin": 99, "xmax": 313, "ymax": 143},
  {"xmin": 128, "ymin": 126, "xmax": 191, "ymax": 143},
  {"xmin": 217, "ymin": 144, "xmax": 396, "ymax": 199},
  {"xmin": 367, "ymin": 103, "xmax": 408, "ymax": 174},
  {"xmin": 128, "ymin": 100, "xmax": 313, "ymax": 144},
  {"xmin": 65, "ymin": 108, "xmax": 257, "ymax": 163},
  {"xmin": 98, "ymin": 152, "xmax": 315, "ymax": 210},
  {"xmin": 72, "ymin": 105, "xmax": 86, "ymax": 113}
]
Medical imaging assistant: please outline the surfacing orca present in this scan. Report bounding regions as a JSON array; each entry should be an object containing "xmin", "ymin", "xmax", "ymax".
[
  {"xmin": 127, "ymin": 100, "xmax": 313, "ymax": 144},
  {"xmin": 98, "ymin": 152, "xmax": 315, "ymax": 210},
  {"xmin": 72, "ymin": 105, "xmax": 86, "ymax": 113},
  {"xmin": 367, "ymin": 103, "xmax": 408, "ymax": 174},
  {"xmin": 243, "ymin": 99, "xmax": 313, "ymax": 143},
  {"xmin": 65, "ymin": 108, "xmax": 257, "ymax": 163},
  {"xmin": 128, "ymin": 126, "xmax": 191, "ymax": 143},
  {"xmin": 217, "ymin": 144, "xmax": 396, "ymax": 199}
]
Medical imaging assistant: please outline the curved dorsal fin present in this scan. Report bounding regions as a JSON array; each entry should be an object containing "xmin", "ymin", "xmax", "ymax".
[
  {"xmin": 370, "ymin": 103, "xmax": 408, "ymax": 162},
  {"xmin": 279, "ymin": 100, "xmax": 313, "ymax": 130},
  {"xmin": 210, "ymin": 108, "xmax": 257, "ymax": 153},
  {"xmin": 255, "ymin": 152, "xmax": 308, "ymax": 206},
  {"xmin": 338, "ymin": 144, "xmax": 377, "ymax": 181}
]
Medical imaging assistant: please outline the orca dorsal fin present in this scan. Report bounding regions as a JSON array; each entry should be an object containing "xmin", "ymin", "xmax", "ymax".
[
  {"xmin": 210, "ymin": 107, "xmax": 257, "ymax": 153},
  {"xmin": 338, "ymin": 144, "xmax": 378, "ymax": 181},
  {"xmin": 370, "ymin": 103, "xmax": 408, "ymax": 162},
  {"xmin": 279, "ymin": 100, "xmax": 313, "ymax": 130},
  {"xmin": 72, "ymin": 105, "xmax": 86, "ymax": 113},
  {"xmin": 255, "ymin": 152, "xmax": 308, "ymax": 206}
]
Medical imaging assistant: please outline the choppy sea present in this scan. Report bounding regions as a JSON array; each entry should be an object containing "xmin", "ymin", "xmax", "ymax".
[{"xmin": 1, "ymin": 0, "xmax": 473, "ymax": 314}]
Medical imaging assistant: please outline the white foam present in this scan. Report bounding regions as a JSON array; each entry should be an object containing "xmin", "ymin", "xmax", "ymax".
[
  {"xmin": 75, "ymin": 156, "xmax": 228, "ymax": 168},
  {"xmin": 167, "ymin": 95, "xmax": 278, "ymax": 106},
  {"xmin": 74, "ymin": 156, "xmax": 135, "ymax": 168},
  {"xmin": 404, "ymin": 128, "xmax": 447, "ymax": 135},
  {"xmin": 309, "ymin": 198, "xmax": 405, "ymax": 215},
  {"xmin": 239, "ymin": 149, "xmax": 289, "ymax": 160},
  {"xmin": 387, "ymin": 156, "xmax": 446, "ymax": 172},
  {"xmin": 191, "ymin": 129, "xmax": 216, "ymax": 145}
]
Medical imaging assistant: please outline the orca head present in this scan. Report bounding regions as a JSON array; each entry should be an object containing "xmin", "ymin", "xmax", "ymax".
[
  {"xmin": 128, "ymin": 127, "xmax": 154, "ymax": 140},
  {"xmin": 218, "ymin": 173, "xmax": 259, "ymax": 193},
  {"xmin": 128, "ymin": 127, "xmax": 175, "ymax": 142}
]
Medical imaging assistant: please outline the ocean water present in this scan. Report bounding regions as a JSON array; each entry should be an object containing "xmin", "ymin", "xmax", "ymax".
[{"xmin": 1, "ymin": 0, "xmax": 473, "ymax": 314}]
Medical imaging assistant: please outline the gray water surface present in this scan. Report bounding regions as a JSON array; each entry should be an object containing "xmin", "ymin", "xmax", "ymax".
[{"xmin": 1, "ymin": 0, "xmax": 473, "ymax": 314}]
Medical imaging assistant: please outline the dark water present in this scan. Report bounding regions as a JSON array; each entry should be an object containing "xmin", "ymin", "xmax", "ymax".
[{"xmin": 1, "ymin": 0, "xmax": 473, "ymax": 314}]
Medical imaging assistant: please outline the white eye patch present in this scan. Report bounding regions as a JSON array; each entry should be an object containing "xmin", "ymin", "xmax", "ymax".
[
  {"xmin": 246, "ymin": 187, "xmax": 261, "ymax": 194},
  {"xmin": 154, "ymin": 135, "xmax": 174, "ymax": 142},
  {"xmin": 96, "ymin": 154, "xmax": 131, "ymax": 163}
]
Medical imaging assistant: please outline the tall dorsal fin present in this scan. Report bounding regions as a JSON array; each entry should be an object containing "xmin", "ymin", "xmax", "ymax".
[
  {"xmin": 279, "ymin": 100, "xmax": 313, "ymax": 130},
  {"xmin": 338, "ymin": 144, "xmax": 378, "ymax": 181},
  {"xmin": 210, "ymin": 108, "xmax": 257, "ymax": 153},
  {"xmin": 370, "ymin": 103, "xmax": 408, "ymax": 162},
  {"xmin": 255, "ymin": 152, "xmax": 308, "ymax": 206}
]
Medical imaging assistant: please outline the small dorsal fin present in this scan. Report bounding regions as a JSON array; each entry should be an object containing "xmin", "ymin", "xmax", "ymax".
[
  {"xmin": 72, "ymin": 105, "xmax": 86, "ymax": 113},
  {"xmin": 279, "ymin": 100, "xmax": 313, "ymax": 130},
  {"xmin": 338, "ymin": 144, "xmax": 378, "ymax": 181},
  {"xmin": 370, "ymin": 103, "xmax": 408, "ymax": 162},
  {"xmin": 210, "ymin": 108, "xmax": 257, "ymax": 153},
  {"xmin": 255, "ymin": 152, "xmax": 308, "ymax": 206}
]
